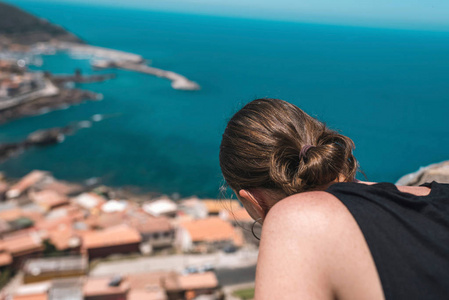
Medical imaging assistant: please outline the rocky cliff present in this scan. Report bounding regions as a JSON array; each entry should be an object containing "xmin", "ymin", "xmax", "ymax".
[{"xmin": 396, "ymin": 160, "xmax": 449, "ymax": 186}]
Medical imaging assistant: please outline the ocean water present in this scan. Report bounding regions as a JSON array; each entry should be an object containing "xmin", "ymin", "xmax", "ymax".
[{"xmin": 1, "ymin": 1, "xmax": 449, "ymax": 197}]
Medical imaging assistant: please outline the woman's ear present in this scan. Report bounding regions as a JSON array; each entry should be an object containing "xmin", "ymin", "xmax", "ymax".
[{"xmin": 238, "ymin": 189, "xmax": 265, "ymax": 220}]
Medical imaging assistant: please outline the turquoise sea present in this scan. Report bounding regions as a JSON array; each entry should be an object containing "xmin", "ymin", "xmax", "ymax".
[{"xmin": 1, "ymin": 1, "xmax": 449, "ymax": 197}]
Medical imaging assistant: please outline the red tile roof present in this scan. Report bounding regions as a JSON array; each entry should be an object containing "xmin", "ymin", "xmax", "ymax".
[
  {"xmin": 0, "ymin": 251, "xmax": 12, "ymax": 267},
  {"xmin": 229, "ymin": 208, "xmax": 253, "ymax": 222},
  {"xmin": 164, "ymin": 272, "xmax": 218, "ymax": 291},
  {"xmin": 7, "ymin": 170, "xmax": 48, "ymax": 198},
  {"xmin": 180, "ymin": 217, "xmax": 243, "ymax": 245},
  {"xmin": 47, "ymin": 225, "xmax": 81, "ymax": 251},
  {"xmin": 128, "ymin": 289, "xmax": 167, "ymax": 300},
  {"xmin": 81, "ymin": 225, "xmax": 141, "ymax": 249},
  {"xmin": 202, "ymin": 200, "xmax": 241, "ymax": 214},
  {"xmin": 0, "ymin": 231, "xmax": 43, "ymax": 256},
  {"xmin": 29, "ymin": 190, "xmax": 69, "ymax": 210},
  {"xmin": 83, "ymin": 276, "xmax": 130, "ymax": 297},
  {"xmin": 13, "ymin": 294, "xmax": 48, "ymax": 300},
  {"xmin": 128, "ymin": 215, "xmax": 173, "ymax": 234},
  {"xmin": 0, "ymin": 208, "xmax": 23, "ymax": 222}
]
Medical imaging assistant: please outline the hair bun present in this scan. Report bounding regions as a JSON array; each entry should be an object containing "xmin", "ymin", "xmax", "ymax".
[{"xmin": 220, "ymin": 98, "xmax": 358, "ymax": 196}]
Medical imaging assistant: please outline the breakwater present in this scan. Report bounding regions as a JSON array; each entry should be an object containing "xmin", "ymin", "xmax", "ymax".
[
  {"xmin": 93, "ymin": 60, "xmax": 200, "ymax": 91},
  {"xmin": 34, "ymin": 42, "xmax": 201, "ymax": 91}
]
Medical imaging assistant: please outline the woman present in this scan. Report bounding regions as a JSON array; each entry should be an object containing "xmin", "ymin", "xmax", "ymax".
[{"xmin": 219, "ymin": 98, "xmax": 449, "ymax": 300}]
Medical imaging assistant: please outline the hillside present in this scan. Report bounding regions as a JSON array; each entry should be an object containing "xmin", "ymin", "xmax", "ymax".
[{"xmin": 0, "ymin": 1, "xmax": 83, "ymax": 45}]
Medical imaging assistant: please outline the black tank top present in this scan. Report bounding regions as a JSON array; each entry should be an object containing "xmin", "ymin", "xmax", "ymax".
[{"xmin": 325, "ymin": 181, "xmax": 449, "ymax": 300}]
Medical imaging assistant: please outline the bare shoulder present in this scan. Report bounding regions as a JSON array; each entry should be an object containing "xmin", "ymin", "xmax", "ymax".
[
  {"xmin": 255, "ymin": 191, "xmax": 384, "ymax": 300},
  {"xmin": 262, "ymin": 191, "xmax": 348, "ymax": 233},
  {"xmin": 260, "ymin": 191, "xmax": 355, "ymax": 261}
]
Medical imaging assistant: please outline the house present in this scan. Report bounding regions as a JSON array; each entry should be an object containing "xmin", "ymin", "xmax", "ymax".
[
  {"xmin": 201, "ymin": 200, "xmax": 241, "ymax": 216},
  {"xmin": 101, "ymin": 200, "xmax": 128, "ymax": 214},
  {"xmin": 0, "ymin": 207, "xmax": 23, "ymax": 222},
  {"xmin": 6, "ymin": 170, "xmax": 49, "ymax": 199},
  {"xmin": 0, "ymin": 230, "xmax": 44, "ymax": 269},
  {"xmin": 0, "ymin": 218, "xmax": 13, "ymax": 235},
  {"xmin": 222, "ymin": 208, "xmax": 260, "ymax": 245},
  {"xmin": 13, "ymin": 293, "xmax": 48, "ymax": 300},
  {"xmin": 89, "ymin": 212, "xmax": 125, "ymax": 229},
  {"xmin": 127, "ymin": 271, "xmax": 168, "ymax": 300},
  {"xmin": 142, "ymin": 197, "xmax": 177, "ymax": 218},
  {"xmin": 176, "ymin": 217, "xmax": 243, "ymax": 253},
  {"xmin": 46, "ymin": 225, "xmax": 81, "ymax": 253},
  {"xmin": 128, "ymin": 214, "xmax": 174, "ymax": 249},
  {"xmin": 0, "ymin": 251, "xmax": 12, "ymax": 269},
  {"xmin": 39, "ymin": 179, "xmax": 84, "ymax": 197},
  {"xmin": 83, "ymin": 276, "xmax": 130, "ymax": 300},
  {"xmin": 29, "ymin": 190, "xmax": 69, "ymax": 212},
  {"xmin": 178, "ymin": 197, "xmax": 208, "ymax": 219},
  {"xmin": 73, "ymin": 193, "xmax": 106, "ymax": 212},
  {"xmin": 12, "ymin": 281, "xmax": 51, "ymax": 300},
  {"xmin": 163, "ymin": 272, "xmax": 221, "ymax": 300},
  {"xmin": 48, "ymin": 278, "xmax": 83, "ymax": 300},
  {"xmin": 81, "ymin": 225, "xmax": 142, "ymax": 259},
  {"xmin": 222, "ymin": 207, "xmax": 252, "ymax": 224},
  {"xmin": 23, "ymin": 256, "xmax": 88, "ymax": 284}
]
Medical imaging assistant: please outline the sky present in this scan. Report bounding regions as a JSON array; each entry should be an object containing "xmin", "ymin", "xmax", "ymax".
[{"xmin": 10, "ymin": 0, "xmax": 449, "ymax": 31}]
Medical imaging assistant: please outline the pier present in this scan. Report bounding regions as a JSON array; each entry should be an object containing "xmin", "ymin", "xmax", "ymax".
[
  {"xmin": 34, "ymin": 42, "xmax": 144, "ymax": 64},
  {"xmin": 98, "ymin": 61, "xmax": 200, "ymax": 91},
  {"xmin": 35, "ymin": 41, "xmax": 201, "ymax": 91}
]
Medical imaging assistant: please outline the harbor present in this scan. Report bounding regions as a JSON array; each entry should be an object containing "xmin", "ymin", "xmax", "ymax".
[{"xmin": 35, "ymin": 41, "xmax": 201, "ymax": 91}]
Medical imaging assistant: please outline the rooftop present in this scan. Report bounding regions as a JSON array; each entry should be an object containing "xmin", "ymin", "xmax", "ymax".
[
  {"xmin": 30, "ymin": 189, "xmax": 69, "ymax": 210},
  {"xmin": 23, "ymin": 256, "xmax": 87, "ymax": 276},
  {"xmin": 0, "ymin": 231, "xmax": 43, "ymax": 256},
  {"xmin": 164, "ymin": 271, "xmax": 218, "ymax": 292},
  {"xmin": 202, "ymin": 199, "xmax": 241, "ymax": 215},
  {"xmin": 7, "ymin": 170, "xmax": 49, "ymax": 198},
  {"xmin": 13, "ymin": 294, "xmax": 48, "ymax": 300},
  {"xmin": 127, "ymin": 289, "xmax": 167, "ymax": 300},
  {"xmin": 81, "ymin": 225, "xmax": 141, "ymax": 249},
  {"xmin": 142, "ymin": 198, "xmax": 177, "ymax": 217},
  {"xmin": 83, "ymin": 276, "xmax": 130, "ymax": 297},
  {"xmin": 0, "ymin": 207, "xmax": 22, "ymax": 222},
  {"xmin": 0, "ymin": 251, "xmax": 12, "ymax": 267},
  {"xmin": 128, "ymin": 214, "xmax": 173, "ymax": 234},
  {"xmin": 48, "ymin": 278, "xmax": 83, "ymax": 300},
  {"xmin": 180, "ymin": 217, "xmax": 242, "ymax": 245}
]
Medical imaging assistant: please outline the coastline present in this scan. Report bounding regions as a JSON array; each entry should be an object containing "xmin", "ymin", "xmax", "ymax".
[{"xmin": 36, "ymin": 41, "xmax": 201, "ymax": 91}]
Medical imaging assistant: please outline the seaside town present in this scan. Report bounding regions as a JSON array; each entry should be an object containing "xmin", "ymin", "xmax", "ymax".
[
  {"xmin": 0, "ymin": 2, "xmax": 257, "ymax": 300},
  {"xmin": 2, "ymin": 1, "xmax": 449, "ymax": 300},
  {"xmin": 0, "ymin": 169, "xmax": 260, "ymax": 300}
]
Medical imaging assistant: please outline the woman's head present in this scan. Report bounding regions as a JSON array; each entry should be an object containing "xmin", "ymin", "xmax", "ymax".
[{"xmin": 220, "ymin": 98, "xmax": 358, "ymax": 210}]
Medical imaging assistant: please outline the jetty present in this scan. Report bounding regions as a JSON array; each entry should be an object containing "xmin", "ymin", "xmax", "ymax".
[
  {"xmin": 33, "ymin": 42, "xmax": 144, "ymax": 64},
  {"xmin": 93, "ymin": 60, "xmax": 200, "ymax": 91},
  {"xmin": 34, "ymin": 41, "xmax": 201, "ymax": 91}
]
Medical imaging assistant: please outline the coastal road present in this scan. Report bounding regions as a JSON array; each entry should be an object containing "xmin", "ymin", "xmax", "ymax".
[
  {"xmin": 0, "ymin": 79, "xmax": 59, "ymax": 111},
  {"xmin": 90, "ymin": 247, "xmax": 258, "ymax": 285}
]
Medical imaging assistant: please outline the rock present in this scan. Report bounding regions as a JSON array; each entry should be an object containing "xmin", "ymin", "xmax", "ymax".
[{"xmin": 396, "ymin": 160, "xmax": 449, "ymax": 186}]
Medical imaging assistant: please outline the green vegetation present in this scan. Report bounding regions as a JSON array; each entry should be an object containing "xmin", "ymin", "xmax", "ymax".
[
  {"xmin": 8, "ymin": 217, "xmax": 33, "ymax": 230},
  {"xmin": 0, "ymin": 1, "xmax": 82, "ymax": 44},
  {"xmin": 0, "ymin": 268, "xmax": 11, "ymax": 290},
  {"xmin": 232, "ymin": 287, "xmax": 255, "ymax": 300}
]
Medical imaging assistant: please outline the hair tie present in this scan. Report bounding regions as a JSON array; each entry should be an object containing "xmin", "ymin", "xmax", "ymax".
[{"xmin": 299, "ymin": 145, "xmax": 315, "ymax": 160}]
